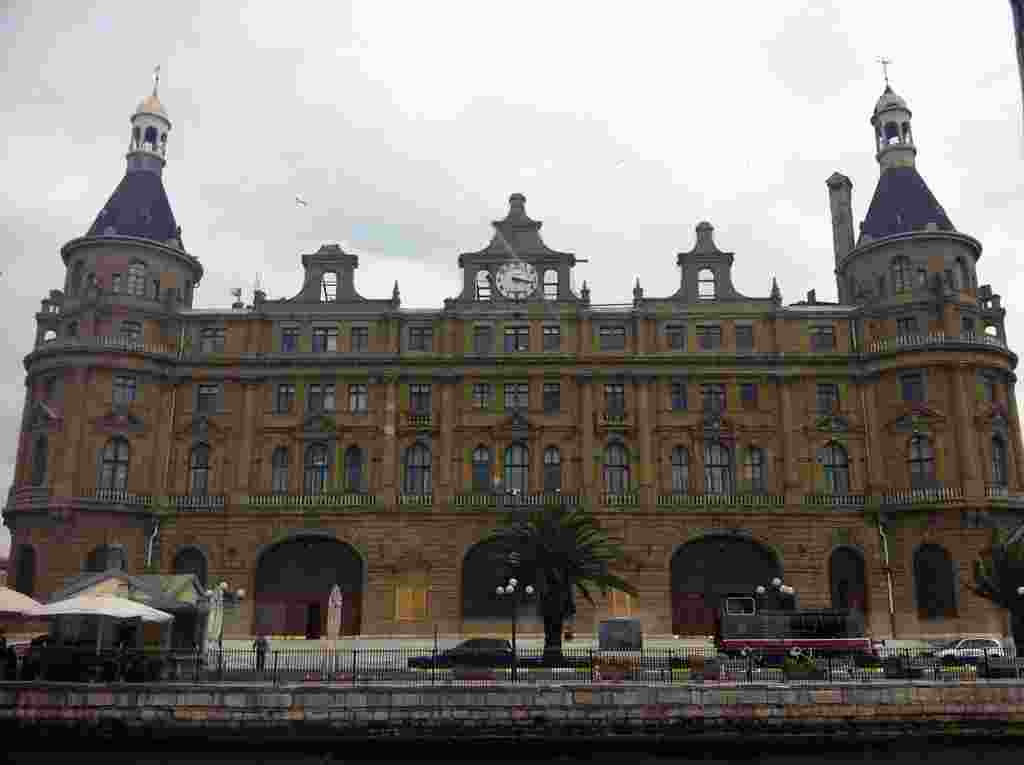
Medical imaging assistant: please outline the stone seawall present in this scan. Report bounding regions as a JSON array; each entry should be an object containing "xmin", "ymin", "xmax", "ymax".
[{"xmin": 3, "ymin": 682, "xmax": 1024, "ymax": 742}]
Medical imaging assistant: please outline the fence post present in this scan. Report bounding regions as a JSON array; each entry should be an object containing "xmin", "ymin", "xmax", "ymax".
[
  {"xmin": 827, "ymin": 654, "xmax": 832, "ymax": 683},
  {"xmin": 273, "ymin": 650, "xmax": 279, "ymax": 686},
  {"xmin": 431, "ymin": 644, "xmax": 436, "ymax": 686},
  {"xmin": 352, "ymin": 649, "xmax": 357, "ymax": 681},
  {"xmin": 589, "ymin": 649, "xmax": 594, "ymax": 684},
  {"xmin": 983, "ymin": 649, "xmax": 990, "ymax": 679}
]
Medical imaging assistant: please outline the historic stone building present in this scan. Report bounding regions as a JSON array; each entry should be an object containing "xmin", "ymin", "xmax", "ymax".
[{"xmin": 4, "ymin": 80, "xmax": 1023, "ymax": 642}]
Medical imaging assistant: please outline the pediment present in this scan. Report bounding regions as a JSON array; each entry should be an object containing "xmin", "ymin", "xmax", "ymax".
[
  {"xmin": 94, "ymin": 408, "xmax": 146, "ymax": 433},
  {"xmin": 174, "ymin": 415, "xmax": 228, "ymax": 440},
  {"xmin": 888, "ymin": 405, "xmax": 945, "ymax": 433},
  {"xmin": 500, "ymin": 409, "xmax": 531, "ymax": 439},
  {"xmin": 300, "ymin": 413, "xmax": 338, "ymax": 435},
  {"xmin": 701, "ymin": 411, "xmax": 735, "ymax": 433}
]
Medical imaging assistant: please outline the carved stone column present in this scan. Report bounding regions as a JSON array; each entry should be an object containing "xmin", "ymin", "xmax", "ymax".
[
  {"xmin": 951, "ymin": 364, "xmax": 983, "ymax": 497},
  {"xmin": 777, "ymin": 376, "xmax": 799, "ymax": 498},
  {"xmin": 860, "ymin": 375, "xmax": 885, "ymax": 494},
  {"xmin": 577, "ymin": 371, "xmax": 595, "ymax": 502},
  {"xmin": 1004, "ymin": 374, "xmax": 1024, "ymax": 489},
  {"xmin": 635, "ymin": 374, "xmax": 654, "ymax": 507},
  {"xmin": 236, "ymin": 380, "xmax": 261, "ymax": 500},
  {"xmin": 437, "ymin": 373, "xmax": 456, "ymax": 506},
  {"xmin": 380, "ymin": 375, "xmax": 399, "ymax": 506}
]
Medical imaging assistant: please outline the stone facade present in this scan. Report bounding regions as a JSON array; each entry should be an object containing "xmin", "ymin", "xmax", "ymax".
[{"xmin": 4, "ymin": 82, "xmax": 1023, "ymax": 643}]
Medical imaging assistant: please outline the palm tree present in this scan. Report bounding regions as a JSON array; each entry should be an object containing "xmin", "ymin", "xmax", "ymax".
[
  {"xmin": 970, "ymin": 525, "xmax": 1024, "ymax": 654},
  {"xmin": 481, "ymin": 501, "xmax": 638, "ymax": 660}
]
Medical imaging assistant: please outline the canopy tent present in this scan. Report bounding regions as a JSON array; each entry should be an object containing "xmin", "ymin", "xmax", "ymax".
[
  {"xmin": 32, "ymin": 594, "xmax": 174, "ymax": 655},
  {"xmin": 0, "ymin": 586, "xmax": 43, "ymax": 617}
]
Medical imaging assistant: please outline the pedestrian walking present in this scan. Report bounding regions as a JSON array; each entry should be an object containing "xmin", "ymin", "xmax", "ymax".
[{"xmin": 254, "ymin": 634, "xmax": 269, "ymax": 672}]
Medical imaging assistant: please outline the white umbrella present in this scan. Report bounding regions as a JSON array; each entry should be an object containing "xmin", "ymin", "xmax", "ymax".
[
  {"xmin": 32, "ymin": 594, "xmax": 173, "ymax": 623},
  {"xmin": 327, "ymin": 585, "xmax": 343, "ymax": 641},
  {"xmin": 0, "ymin": 586, "xmax": 43, "ymax": 617}
]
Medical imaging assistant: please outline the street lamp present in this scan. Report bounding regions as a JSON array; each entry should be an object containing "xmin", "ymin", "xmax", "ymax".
[
  {"xmin": 205, "ymin": 581, "xmax": 245, "ymax": 679},
  {"xmin": 497, "ymin": 576, "xmax": 536, "ymax": 681}
]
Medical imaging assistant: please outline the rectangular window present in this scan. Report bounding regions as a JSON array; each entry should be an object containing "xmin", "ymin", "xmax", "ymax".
[
  {"xmin": 308, "ymin": 383, "xmax": 336, "ymax": 413},
  {"xmin": 409, "ymin": 326, "xmax": 433, "ymax": 351},
  {"xmin": 196, "ymin": 384, "xmax": 219, "ymax": 414},
  {"xmin": 961, "ymin": 316, "xmax": 975, "ymax": 335},
  {"xmin": 473, "ymin": 326, "xmax": 493, "ymax": 355},
  {"xmin": 410, "ymin": 383, "xmax": 431, "ymax": 414},
  {"xmin": 395, "ymin": 586, "xmax": 428, "ymax": 622},
  {"xmin": 543, "ymin": 326, "xmax": 561, "ymax": 351},
  {"xmin": 472, "ymin": 382, "xmax": 493, "ymax": 410},
  {"xmin": 504, "ymin": 326, "xmax": 530, "ymax": 352},
  {"xmin": 701, "ymin": 383, "xmax": 726, "ymax": 413},
  {"xmin": 901, "ymin": 372, "xmax": 924, "ymax": 403},
  {"xmin": 809, "ymin": 325, "xmax": 836, "ymax": 351},
  {"xmin": 543, "ymin": 382, "xmax": 561, "ymax": 414},
  {"xmin": 281, "ymin": 327, "xmax": 299, "ymax": 353},
  {"xmin": 111, "ymin": 274, "xmax": 122, "ymax": 294},
  {"xmin": 599, "ymin": 326, "xmax": 626, "ymax": 351},
  {"xmin": 696, "ymin": 325, "xmax": 722, "ymax": 350},
  {"xmin": 666, "ymin": 325, "xmax": 686, "ymax": 350},
  {"xmin": 153, "ymin": 279, "xmax": 160, "ymax": 300},
  {"xmin": 199, "ymin": 328, "xmax": 225, "ymax": 353},
  {"xmin": 979, "ymin": 373, "xmax": 997, "ymax": 404},
  {"xmin": 349, "ymin": 383, "xmax": 368, "ymax": 414},
  {"xmin": 276, "ymin": 383, "xmax": 296, "ymax": 413},
  {"xmin": 670, "ymin": 381, "xmax": 687, "ymax": 411},
  {"xmin": 896, "ymin": 316, "xmax": 918, "ymax": 336},
  {"xmin": 605, "ymin": 383, "xmax": 625, "ymax": 416},
  {"xmin": 816, "ymin": 383, "xmax": 839, "ymax": 414},
  {"xmin": 112, "ymin": 375, "xmax": 136, "ymax": 406},
  {"xmin": 735, "ymin": 325, "xmax": 754, "ymax": 352},
  {"xmin": 351, "ymin": 326, "xmax": 369, "ymax": 352},
  {"xmin": 504, "ymin": 382, "xmax": 529, "ymax": 412},
  {"xmin": 312, "ymin": 327, "xmax": 337, "ymax": 352},
  {"xmin": 740, "ymin": 382, "xmax": 758, "ymax": 408}
]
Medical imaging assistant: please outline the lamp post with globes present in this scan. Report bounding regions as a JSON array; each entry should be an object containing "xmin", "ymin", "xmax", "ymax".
[
  {"xmin": 204, "ymin": 581, "xmax": 245, "ymax": 679},
  {"xmin": 496, "ymin": 577, "xmax": 535, "ymax": 681}
]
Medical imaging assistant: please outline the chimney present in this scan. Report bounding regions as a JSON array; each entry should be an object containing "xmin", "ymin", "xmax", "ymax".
[{"xmin": 826, "ymin": 173, "xmax": 855, "ymax": 264}]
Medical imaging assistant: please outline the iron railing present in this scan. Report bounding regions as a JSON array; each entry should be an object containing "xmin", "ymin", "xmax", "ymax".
[
  {"xmin": 242, "ymin": 493, "xmax": 377, "ymax": 509},
  {"xmin": 7, "ymin": 646, "xmax": 1020, "ymax": 687},
  {"xmin": 657, "ymin": 493, "xmax": 785, "ymax": 508}
]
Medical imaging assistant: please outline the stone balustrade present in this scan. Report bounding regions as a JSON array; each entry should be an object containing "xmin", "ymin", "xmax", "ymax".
[
  {"xmin": 242, "ymin": 493, "xmax": 376, "ymax": 509},
  {"xmin": 866, "ymin": 332, "xmax": 1008, "ymax": 354},
  {"xmin": 398, "ymin": 493, "xmax": 433, "ymax": 507},
  {"xmin": 657, "ymin": 493, "xmax": 785, "ymax": 508},
  {"xmin": 880, "ymin": 486, "xmax": 965, "ymax": 508}
]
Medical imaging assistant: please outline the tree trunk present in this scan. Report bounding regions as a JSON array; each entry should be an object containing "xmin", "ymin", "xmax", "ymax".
[{"xmin": 542, "ymin": 614, "xmax": 563, "ymax": 662}]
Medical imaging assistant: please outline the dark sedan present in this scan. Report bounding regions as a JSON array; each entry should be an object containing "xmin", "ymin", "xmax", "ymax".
[{"xmin": 407, "ymin": 638, "xmax": 518, "ymax": 669}]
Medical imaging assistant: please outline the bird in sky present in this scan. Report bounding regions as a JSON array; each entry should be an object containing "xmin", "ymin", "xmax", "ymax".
[{"xmin": 295, "ymin": 195, "xmax": 309, "ymax": 207}]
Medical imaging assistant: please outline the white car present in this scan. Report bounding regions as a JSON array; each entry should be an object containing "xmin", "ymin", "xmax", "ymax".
[{"xmin": 934, "ymin": 638, "xmax": 1005, "ymax": 661}]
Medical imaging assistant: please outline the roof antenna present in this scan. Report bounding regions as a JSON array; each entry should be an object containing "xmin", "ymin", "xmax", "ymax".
[
  {"xmin": 153, "ymin": 65, "xmax": 161, "ymax": 97},
  {"xmin": 877, "ymin": 57, "xmax": 892, "ymax": 88}
]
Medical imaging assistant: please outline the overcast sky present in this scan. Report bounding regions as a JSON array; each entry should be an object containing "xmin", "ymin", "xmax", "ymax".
[{"xmin": 1, "ymin": 1, "xmax": 1022, "ymax": 557}]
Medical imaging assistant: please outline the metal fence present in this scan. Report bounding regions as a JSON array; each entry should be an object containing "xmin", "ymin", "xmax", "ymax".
[{"xmin": 6, "ymin": 645, "xmax": 1023, "ymax": 686}]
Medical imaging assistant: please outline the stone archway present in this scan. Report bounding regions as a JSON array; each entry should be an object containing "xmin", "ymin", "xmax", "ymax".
[
  {"xmin": 460, "ymin": 539, "xmax": 537, "ymax": 634},
  {"xmin": 253, "ymin": 536, "xmax": 364, "ymax": 637},
  {"xmin": 670, "ymin": 535, "xmax": 781, "ymax": 636},
  {"xmin": 829, "ymin": 547, "xmax": 867, "ymax": 614}
]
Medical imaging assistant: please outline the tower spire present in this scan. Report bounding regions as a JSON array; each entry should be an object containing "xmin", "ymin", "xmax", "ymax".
[
  {"xmin": 153, "ymin": 65, "xmax": 161, "ymax": 97},
  {"xmin": 877, "ymin": 56, "xmax": 892, "ymax": 88}
]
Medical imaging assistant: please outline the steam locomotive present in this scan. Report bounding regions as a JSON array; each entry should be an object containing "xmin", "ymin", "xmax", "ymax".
[{"xmin": 716, "ymin": 595, "xmax": 875, "ymax": 656}]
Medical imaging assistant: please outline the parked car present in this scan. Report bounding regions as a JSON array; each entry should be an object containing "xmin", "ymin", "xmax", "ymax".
[
  {"xmin": 933, "ymin": 638, "xmax": 1005, "ymax": 662},
  {"xmin": 407, "ymin": 638, "xmax": 517, "ymax": 669}
]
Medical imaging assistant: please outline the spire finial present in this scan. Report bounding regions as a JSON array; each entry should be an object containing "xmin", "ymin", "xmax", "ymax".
[
  {"xmin": 153, "ymin": 65, "xmax": 161, "ymax": 97},
  {"xmin": 877, "ymin": 56, "xmax": 892, "ymax": 88}
]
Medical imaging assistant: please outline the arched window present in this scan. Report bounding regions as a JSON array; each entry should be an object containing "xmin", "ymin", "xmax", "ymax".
[
  {"xmin": 671, "ymin": 446, "xmax": 689, "ymax": 494},
  {"xmin": 189, "ymin": 445, "xmax": 210, "ymax": 495},
  {"xmin": 126, "ymin": 261, "xmax": 147, "ymax": 297},
  {"xmin": 697, "ymin": 268, "xmax": 716, "ymax": 300},
  {"xmin": 604, "ymin": 443, "xmax": 630, "ymax": 494},
  {"xmin": 822, "ymin": 442, "xmax": 850, "ymax": 494},
  {"xmin": 321, "ymin": 271, "xmax": 338, "ymax": 302},
  {"xmin": 42, "ymin": 329, "xmax": 56, "ymax": 343},
  {"xmin": 475, "ymin": 270, "xmax": 491, "ymax": 301},
  {"xmin": 271, "ymin": 447, "xmax": 289, "ymax": 495},
  {"xmin": 914, "ymin": 544, "xmax": 957, "ymax": 620},
  {"xmin": 404, "ymin": 443, "xmax": 431, "ymax": 495},
  {"xmin": 471, "ymin": 446, "xmax": 492, "ymax": 492},
  {"xmin": 957, "ymin": 258, "xmax": 970, "ymax": 290},
  {"xmin": 345, "ymin": 445, "xmax": 364, "ymax": 493},
  {"xmin": 543, "ymin": 446, "xmax": 562, "ymax": 492},
  {"xmin": 70, "ymin": 261, "xmax": 84, "ymax": 295},
  {"xmin": 704, "ymin": 442, "xmax": 732, "ymax": 495},
  {"xmin": 173, "ymin": 547, "xmax": 208, "ymax": 588},
  {"xmin": 504, "ymin": 443, "xmax": 529, "ymax": 494},
  {"xmin": 304, "ymin": 443, "xmax": 329, "ymax": 495},
  {"xmin": 891, "ymin": 256, "xmax": 910, "ymax": 293},
  {"xmin": 144, "ymin": 125, "xmax": 158, "ymax": 149},
  {"xmin": 901, "ymin": 122, "xmax": 911, "ymax": 142},
  {"xmin": 991, "ymin": 437, "xmax": 1008, "ymax": 487},
  {"xmin": 30, "ymin": 435, "xmax": 48, "ymax": 486},
  {"xmin": 884, "ymin": 121, "xmax": 901, "ymax": 145},
  {"xmin": 131, "ymin": 125, "xmax": 141, "ymax": 149},
  {"xmin": 743, "ymin": 447, "xmax": 766, "ymax": 493},
  {"xmin": 99, "ymin": 438, "xmax": 130, "ymax": 491},
  {"xmin": 908, "ymin": 435, "xmax": 935, "ymax": 489},
  {"xmin": 13, "ymin": 545, "xmax": 36, "ymax": 597},
  {"xmin": 543, "ymin": 270, "xmax": 559, "ymax": 300}
]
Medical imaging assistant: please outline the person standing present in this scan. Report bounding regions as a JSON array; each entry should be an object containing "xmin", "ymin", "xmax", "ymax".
[{"xmin": 253, "ymin": 634, "xmax": 269, "ymax": 673}]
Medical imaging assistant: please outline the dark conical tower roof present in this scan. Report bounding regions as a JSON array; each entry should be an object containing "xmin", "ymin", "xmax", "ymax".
[
  {"xmin": 86, "ymin": 170, "xmax": 180, "ymax": 244},
  {"xmin": 858, "ymin": 166, "xmax": 954, "ymax": 241}
]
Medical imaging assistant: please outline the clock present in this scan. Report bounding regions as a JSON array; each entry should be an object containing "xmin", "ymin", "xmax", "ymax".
[{"xmin": 495, "ymin": 261, "xmax": 538, "ymax": 299}]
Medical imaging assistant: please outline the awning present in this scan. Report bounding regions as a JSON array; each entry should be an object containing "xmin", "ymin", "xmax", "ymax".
[
  {"xmin": 32, "ymin": 594, "xmax": 174, "ymax": 623},
  {"xmin": 0, "ymin": 586, "xmax": 43, "ymax": 617}
]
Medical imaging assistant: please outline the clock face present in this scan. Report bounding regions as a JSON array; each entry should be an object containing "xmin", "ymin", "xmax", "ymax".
[{"xmin": 495, "ymin": 261, "xmax": 538, "ymax": 299}]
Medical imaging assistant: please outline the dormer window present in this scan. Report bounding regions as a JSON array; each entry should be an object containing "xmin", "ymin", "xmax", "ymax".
[
  {"xmin": 321, "ymin": 271, "xmax": 338, "ymax": 302},
  {"xmin": 697, "ymin": 269, "xmax": 716, "ymax": 300},
  {"xmin": 476, "ymin": 270, "xmax": 491, "ymax": 301},
  {"xmin": 543, "ymin": 270, "xmax": 558, "ymax": 300}
]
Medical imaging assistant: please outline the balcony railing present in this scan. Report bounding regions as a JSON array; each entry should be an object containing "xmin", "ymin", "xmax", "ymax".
[
  {"xmin": 406, "ymin": 413, "xmax": 433, "ymax": 427},
  {"xmin": 866, "ymin": 332, "xmax": 1008, "ymax": 354},
  {"xmin": 656, "ymin": 493, "xmax": 785, "ymax": 508},
  {"xmin": 38, "ymin": 337, "xmax": 178, "ymax": 356},
  {"xmin": 600, "ymin": 411, "xmax": 628, "ymax": 426},
  {"xmin": 602, "ymin": 492, "xmax": 640, "ymax": 507},
  {"xmin": 243, "ymin": 493, "xmax": 377, "ymax": 508},
  {"xmin": 399, "ymin": 493, "xmax": 433, "ymax": 507},
  {"xmin": 986, "ymin": 485, "xmax": 1009, "ymax": 499},
  {"xmin": 92, "ymin": 488, "xmax": 152, "ymax": 506},
  {"xmin": 880, "ymin": 486, "xmax": 964, "ymax": 507},
  {"xmin": 802, "ymin": 494, "xmax": 867, "ymax": 507},
  {"xmin": 161, "ymin": 494, "xmax": 227, "ymax": 512},
  {"xmin": 452, "ymin": 493, "xmax": 498, "ymax": 508}
]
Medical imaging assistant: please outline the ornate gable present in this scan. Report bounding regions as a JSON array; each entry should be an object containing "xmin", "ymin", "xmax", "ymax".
[
  {"xmin": 93, "ymin": 408, "xmax": 147, "ymax": 435},
  {"xmin": 173, "ymin": 414, "xmax": 228, "ymax": 442},
  {"xmin": 888, "ymin": 404, "xmax": 945, "ymax": 434}
]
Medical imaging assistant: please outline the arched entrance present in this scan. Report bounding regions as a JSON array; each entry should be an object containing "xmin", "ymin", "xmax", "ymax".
[
  {"xmin": 670, "ymin": 535, "xmax": 781, "ymax": 636},
  {"xmin": 829, "ymin": 547, "xmax": 867, "ymax": 614},
  {"xmin": 254, "ymin": 536, "xmax": 363, "ymax": 638},
  {"xmin": 461, "ymin": 539, "xmax": 537, "ymax": 632}
]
